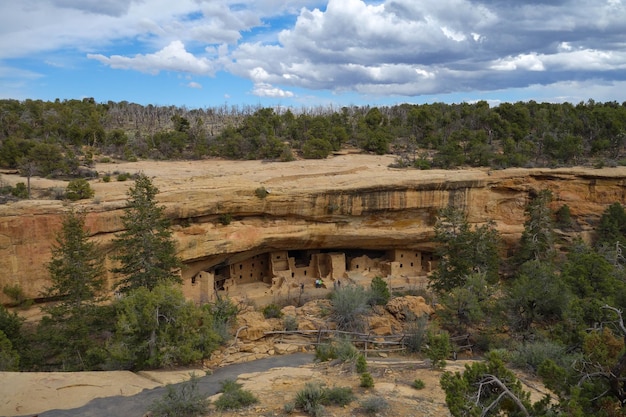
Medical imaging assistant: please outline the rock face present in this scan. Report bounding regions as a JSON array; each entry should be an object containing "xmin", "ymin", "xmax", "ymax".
[{"xmin": 1, "ymin": 154, "xmax": 625, "ymax": 304}]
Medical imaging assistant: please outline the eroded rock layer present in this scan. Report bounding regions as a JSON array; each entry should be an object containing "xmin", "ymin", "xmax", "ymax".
[{"xmin": 1, "ymin": 154, "xmax": 625, "ymax": 304}]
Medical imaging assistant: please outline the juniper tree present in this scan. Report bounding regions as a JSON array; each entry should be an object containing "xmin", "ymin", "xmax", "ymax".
[
  {"xmin": 112, "ymin": 174, "xmax": 182, "ymax": 293},
  {"xmin": 429, "ymin": 206, "xmax": 501, "ymax": 293},
  {"xmin": 516, "ymin": 189, "xmax": 556, "ymax": 264}
]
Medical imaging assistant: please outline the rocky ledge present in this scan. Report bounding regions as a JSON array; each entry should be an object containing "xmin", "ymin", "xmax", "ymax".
[{"xmin": 1, "ymin": 154, "xmax": 625, "ymax": 303}]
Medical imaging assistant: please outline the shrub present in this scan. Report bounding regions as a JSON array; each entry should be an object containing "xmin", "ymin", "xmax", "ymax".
[
  {"xmin": 360, "ymin": 372, "xmax": 374, "ymax": 388},
  {"xmin": 148, "ymin": 375, "xmax": 210, "ymax": 417},
  {"xmin": 49, "ymin": 186, "xmax": 66, "ymax": 200},
  {"xmin": 412, "ymin": 379, "xmax": 425, "ymax": 389},
  {"xmin": 2, "ymin": 284, "xmax": 28, "ymax": 307},
  {"xmin": 283, "ymin": 315, "xmax": 298, "ymax": 331},
  {"xmin": 315, "ymin": 338, "xmax": 359, "ymax": 362},
  {"xmin": 102, "ymin": 175, "xmax": 111, "ymax": 182},
  {"xmin": 294, "ymin": 382, "xmax": 326, "ymax": 417},
  {"xmin": 116, "ymin": 172, "xmax": 130, "ymax": 181},
  {"xmin": 66, "ymin": 178, "xmax": 94, "ymax": 201},
  {"xmin": 315, "ymin": 342, "xmax": 337, "ymax": 362},
  {"xmin": 324, "ymin": 386, "xmax": 355, "ymax": 406},
  {"xmin": 356, "ymin": 354, "xmax": 368, "ymax": 373},
  {"xmin": 293, "ymin": 383, "xmax": 354, "ymax": 416},
  {"xmin": 331, "ymin": 285, "xmax": 370, "ymax": 332},
  {"xmin": 404, "ymin": 315, "xmax": 429, "ymax": 353},
  {"xmin": 335, "ymin": 337, "xmax": 359, "ymax": 362},
  {"xmin": 213, "ymin": 379, "xmax": 259, "ymax": 411},
  {"xmin": 254, "ymin": 186, "xmax": 268, "ymax": 199},
  {"xmin": 369, "ymin": 276, "xmax": 391, "ymax": 306},
  {"xmin": 11, "ymin": 182, "xmax": 28, "ymax": 199},
  {"xmin": 360, "ymin": 396, "xmax": 389, "ymax": 415},
  {"xmin": 510, "ymin": 340, "xmax": 568, "ymax": 374},
  {"xmin": 218, "ymin": 213, "xmax": 232, "ymax": 225},
  {"xmin": 426, "ymin": 330, "xmax": 451, "ymax": 369},
  {"xmin": 262, "ymin": 303, "xmax": 284, "ymax": 319}
]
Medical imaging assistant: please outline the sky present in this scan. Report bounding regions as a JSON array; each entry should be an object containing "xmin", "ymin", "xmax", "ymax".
[{"xmin": 1, "ymin": 0, "xmax": 626, "ymax": 109}]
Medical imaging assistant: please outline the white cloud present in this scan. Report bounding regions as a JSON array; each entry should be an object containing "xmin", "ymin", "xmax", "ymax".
[
  {"xmin": 2, "ymin": 0, "xmax": 626, "ymax": 102},
  {"xmin": 88, "ymin": 41, "xmax": 216, "ymax": 75},
  {"xmin": 252, "ymin": 83, "xmax": 295, "ymax": 98},
  {"xmin": 491, "ymin": 53, "xmax": 546, "ymax": 71},
  {"xmin": 187, "ymin": 81, "xmax": 202, "ymax": 89}
]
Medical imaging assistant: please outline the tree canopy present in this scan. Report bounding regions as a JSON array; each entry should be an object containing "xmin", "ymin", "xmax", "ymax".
[{"xmin": 112, "ymin": 174, "xmax": 182, "ymax": 293}]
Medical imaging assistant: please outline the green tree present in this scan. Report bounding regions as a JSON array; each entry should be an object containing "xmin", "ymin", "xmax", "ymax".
[
  {"xmin": 430, "ymin": 206, "xmax": 501, "ymax": 293},
  {"xmin": 369, "ymin": 276, "xmax": 390, "ymax": 306},
  {"xmin": 440, "ymin": 272, "xmax": 495, "ymax": 331},
  {"xmin": 112, "ymin": 174, "xmax": 182, "ymax": 293},
  {"xmin": 504, "ymin": 260, "xmax": 569, "ymax": 333},
  {"xmin": 65, "ymin": 178, "xmax": 94, "ymax": 201},
  {"xmin": 516, "ymin": 189, "xmax": 556, "ymax": 264},
  {"xmin": 596, "ymin": 202, "xmax": 626, "ymax": 249},
  {"xmin": 441, "ymin": 352, "xmax": 550, "ymax": 417},
  {"xmin": 0, "ymin": 305, "xmax": 23, "ymax": 370},
  {"xmin": 39, "ymin": 209, "xmax": 107, "ymax": 370},
  {"xmin": 109, "ymin": 284, "xmax": 220, "ymax": 369}
]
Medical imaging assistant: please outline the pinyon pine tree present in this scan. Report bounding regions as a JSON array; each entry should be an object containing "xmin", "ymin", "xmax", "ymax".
[{"xmin": 112, "ymin": 174, "xmax": 181, "ymax": 293}]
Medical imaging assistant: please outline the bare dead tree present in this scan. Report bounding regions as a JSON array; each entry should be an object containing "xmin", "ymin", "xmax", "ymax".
[{"xmin": 476, "ymin": 374, "xmax": 531, "ymax": 417}]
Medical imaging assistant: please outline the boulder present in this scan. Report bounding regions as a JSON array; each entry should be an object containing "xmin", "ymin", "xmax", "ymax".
[
  {"xmin": 237, "ymin": 311, "xmax": 273, "ymax": 341},
  {"xmin": 386, "ymin": 296, "xmax": 433, "ymax": 320}
]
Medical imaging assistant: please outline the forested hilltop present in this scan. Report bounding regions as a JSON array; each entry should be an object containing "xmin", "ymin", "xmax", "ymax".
[{"xmin": 1, "ymin": 98, "xmax": 626, "ymax": 180}]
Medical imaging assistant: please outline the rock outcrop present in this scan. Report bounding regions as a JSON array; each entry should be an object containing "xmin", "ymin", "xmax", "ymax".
[{"xmin": 1, "ymin": 154, "xmax": 625, "ymax": 304}]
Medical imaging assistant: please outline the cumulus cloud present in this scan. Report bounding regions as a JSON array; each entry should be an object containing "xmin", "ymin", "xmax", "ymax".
[
  {"xmin": 187, "ymin": 81, "xmax": 202, "ymax": 89},
  {"xmin": 2, "ymin": 0, "xmax": 626, "ymax": 101},
  {"xmin": 224, "ymin": 0, "xmax": 626, "ymax": 96},
  {"xmin": 252, "ymin": 83, "xmax": 295, "ymax": 98},
  {"xmin": 88, "ymin": 41, "xmax": 216, "ymax": 75}
]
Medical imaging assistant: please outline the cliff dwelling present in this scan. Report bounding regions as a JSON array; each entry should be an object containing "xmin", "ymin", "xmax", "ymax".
[{"xmin": 181, "ymin": 248, "xmax": 435, "ymax": 304}]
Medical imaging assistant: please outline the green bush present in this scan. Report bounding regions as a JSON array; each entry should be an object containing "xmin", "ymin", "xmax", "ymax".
[
  {"xmin": 262, "ymin": 303, "xmax": 284, "ymax": 319},
  {"xmin": 324, "ymin": 386, "xmax": 355, "ymax": 406},
  {"xmin": 293, "ymin": 383, "xmax": 354, "ymax": 416},
  {"xmin": 360, "ymin": 372, "xmax": 374, "ymax": 388},
  {"xmin": 294, "ymin": 382, "xmax": 326, "ymax": 417},
  {"xmin": 254, "ymin": 186, "xmax": 268, "ymax": 199},
  {"xmin": 315, "ymin": 338, "xmax": 359, "ymax": 363},
  {"xmin": 369, "ymin": 276, "xmax": 391, "ymax": 306},
  {"xmin": 356, "ymin": 354, "xmax": 368, "ymax": 373},
  {"xmin": 102, "ymin": 175, "xmax": 111, "ymax": 182},
  {"xmin": 283, "ymin": 315, "xmax": 298, "ymax": 331},
  {"xmin": 218, "ymin": 213, "xmax": 232, "ymax": 225},
  {"xmin": 148, "ymin": 376, "xmax": 210, "ymax": 417},
  {"xmin": 315, "ymin": 342, "xmax": 337, "ymax": 362},
  {"xmin": 213, "ymin": 379, "xmax": 259, "ymax": 411},
  {"xmin": 116, "ymin": 172, "xmax": 130, "ymax": 181},
  {"xmin": 2, "ymin": 284, "xmax": 28, "ymax": 307},
  {"xmin": 426, "ymin": 330, "xmax": 451, "ymax": 369},
  {"xmin": 510, "ymin": 340, "xmax": 569, "ymax": 374},
  {"xmin": 412, "ymin": 379, "xmax": 425, "ymax": 389},
  {"xmin": 66, "ymin": 178, "xmax": 94, "ymax": 201},
  {"xmin": 331, "ymin": 285, "xmax": 370, "ymax": 332},
  {"xmin": 359, "ymin": 396, "xmax": 389, "ymax": 415},
  {"xmin": 11, "ymin": 182, "xmax": 28, "ymax": 199},
  {"xmin": 335, "ymin": 337, "xmax": 359, "ymax": 362}
]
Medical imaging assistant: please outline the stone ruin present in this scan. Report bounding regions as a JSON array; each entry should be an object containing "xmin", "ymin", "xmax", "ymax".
[{"xmin": 181, "ymin": 248, "xmax": 436, "ymax": 304}]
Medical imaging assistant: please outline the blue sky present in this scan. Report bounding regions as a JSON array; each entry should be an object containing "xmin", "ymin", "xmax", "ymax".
[{"xmin": 1, "ymin": 0, "xmax": 625, "ymax": 109}]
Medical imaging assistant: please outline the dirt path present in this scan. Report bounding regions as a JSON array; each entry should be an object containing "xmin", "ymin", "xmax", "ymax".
[{"xmin": 15, "ymin": 354, "xmax": 314, "ymax": 417}]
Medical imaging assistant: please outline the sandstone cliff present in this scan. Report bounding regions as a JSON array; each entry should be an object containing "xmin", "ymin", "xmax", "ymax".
[{"xmin": 1, "ymin": 154, "xmax": 625, "ymax": 304}]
